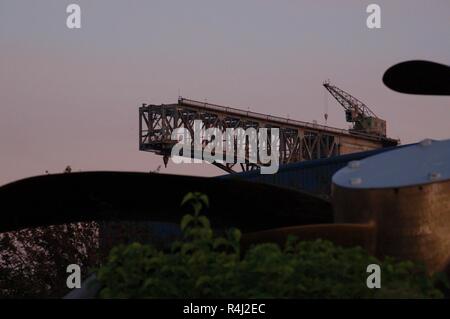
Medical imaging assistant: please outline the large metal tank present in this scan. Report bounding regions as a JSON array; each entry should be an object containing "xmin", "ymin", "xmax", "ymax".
[{"xmin": 332, "ymin": 139, "xmax": 450, "ymax": 273}]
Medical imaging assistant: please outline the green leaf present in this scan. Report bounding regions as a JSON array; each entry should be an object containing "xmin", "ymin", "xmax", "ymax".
[
  {"xmin": 228, "ymin": 228, "xmax": 241, "ymax": 243},
  {"xmin": 180, "ymin": 214, "xmax": 194, "ymax": 232},
  {"xmin": 180, "ymin": 192, "xmax": 195, "ymax": 207},
  {"xmin": 197, "ymin": 216, "xmax": 211, "ymax": 229},
  {"xmin": 213, "ymin": 237, "xmax": 230, "ymax": 250},
  {"xmin": 198, "ymin": 193, "xmax": 209, "ymax": 208},
  {"xmin": 192, "ymin": 202, "xmax": 202, "ymax": 216}
]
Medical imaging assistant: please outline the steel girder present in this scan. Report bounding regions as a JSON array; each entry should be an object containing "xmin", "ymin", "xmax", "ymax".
[{"xmin": 139, "ymin": 101, "xmax": 342, "ymax": 173}]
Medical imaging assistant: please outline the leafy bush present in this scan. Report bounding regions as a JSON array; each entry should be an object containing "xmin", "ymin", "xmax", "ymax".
[{"xmin": 96, "ymin": 193, "xmax": 446, "ymax": 299}]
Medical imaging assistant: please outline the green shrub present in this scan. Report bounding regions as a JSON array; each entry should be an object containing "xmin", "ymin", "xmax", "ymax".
[{"xmin": 96, "ymin": 193, "xmax": 446, "ymax": 298}]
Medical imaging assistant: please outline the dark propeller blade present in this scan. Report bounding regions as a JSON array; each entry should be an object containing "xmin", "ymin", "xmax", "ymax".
[
  {"xmin": 0, "ymin": 171, "xmax": 332, "ymax": 233},
  {"xmin": 383, "ymin": 60, "xmax": 450, "ymax": 95}
]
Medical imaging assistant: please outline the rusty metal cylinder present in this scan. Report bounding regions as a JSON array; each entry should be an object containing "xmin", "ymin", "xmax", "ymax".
[{"xmin": 332, "ymin": 139, "xmax": 450, "ymax": 273}]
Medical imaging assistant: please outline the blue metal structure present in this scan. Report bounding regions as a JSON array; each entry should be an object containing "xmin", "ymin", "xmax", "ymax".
[{"xmin": 221, "ymin": 144, "xmax": 412, "ymax": 197}]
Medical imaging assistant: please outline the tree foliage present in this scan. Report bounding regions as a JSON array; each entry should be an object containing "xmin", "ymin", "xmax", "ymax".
[
  {"xmin": 96, "ymin": 193, "xmax": 446, "ymax": 299},
  {"xmin": 0, "ymin": 222, "xmax": 99, "ymax": 298}
]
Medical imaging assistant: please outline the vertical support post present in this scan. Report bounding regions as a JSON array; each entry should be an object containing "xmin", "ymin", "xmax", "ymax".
[{"xmin": 139, "ymin": 107, "xmax": 143, "ymax": 150}]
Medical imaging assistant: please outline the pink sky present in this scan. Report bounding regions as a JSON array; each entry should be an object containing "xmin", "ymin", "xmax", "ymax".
[{"xmin": 1, "ymin": 0, "xmax": 449, "ymax": 185}]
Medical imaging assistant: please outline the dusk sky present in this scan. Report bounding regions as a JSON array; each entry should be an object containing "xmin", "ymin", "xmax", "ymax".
[{"xmin": 1, "ymin": 0, "xmax": 449, "ymax": 186}]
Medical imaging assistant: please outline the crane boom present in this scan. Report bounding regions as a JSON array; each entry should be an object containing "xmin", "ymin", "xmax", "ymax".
[
  {"xmin": 323, "ymin": 81, "xmax": 387, "ymax": 137},
  {"xmin": 323, "ymin": 81, "xmax": 377, "ymax": 118}
]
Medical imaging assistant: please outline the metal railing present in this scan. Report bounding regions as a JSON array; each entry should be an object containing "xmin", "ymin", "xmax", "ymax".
[{"xmin": 177, "ymin": 97, "xmax": 390, "ymax": 142}]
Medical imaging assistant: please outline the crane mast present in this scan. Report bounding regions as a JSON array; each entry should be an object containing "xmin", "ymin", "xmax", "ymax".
[{"xmin": 323, "ymin": 81, "xmax": 387, "ymax": 137}]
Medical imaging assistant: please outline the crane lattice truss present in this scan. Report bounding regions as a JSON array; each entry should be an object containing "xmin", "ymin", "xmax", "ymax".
[
  {"xmin": 323, "ymin": 81, "xmax": 377, "ymax": 118},
  {"xmin": 322, "ymin": 81, "xmax": 387, "ymax": 137},
  {"xmin": 139, "ymin": 98, "xmax": 396, "ymax": 173}
]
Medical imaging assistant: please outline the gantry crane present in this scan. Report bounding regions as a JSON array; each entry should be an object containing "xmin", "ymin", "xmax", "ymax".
[{"xmin": 323, "ymin": 81, "xmax": 387, "ymax": 137}]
